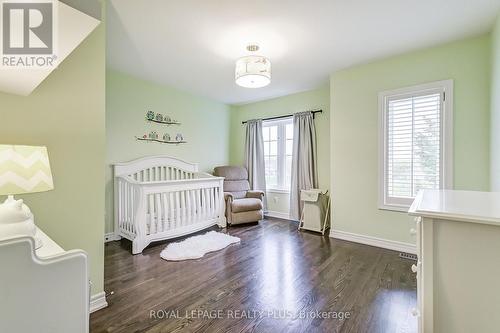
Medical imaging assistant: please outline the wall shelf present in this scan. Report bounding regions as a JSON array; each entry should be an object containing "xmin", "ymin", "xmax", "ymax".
[
  {"xmin": 135, "ymin": 137, "xmax": 187, "ymax": 144},
  {"xmin": 146, "ymin": 118, "xmax": 181, "ymax": 125}
]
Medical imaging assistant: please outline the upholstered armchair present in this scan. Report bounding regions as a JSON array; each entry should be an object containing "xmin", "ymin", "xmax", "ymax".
[{"xmin": 213, "ymin": 166, "xmax": 264, "ymax": 225}]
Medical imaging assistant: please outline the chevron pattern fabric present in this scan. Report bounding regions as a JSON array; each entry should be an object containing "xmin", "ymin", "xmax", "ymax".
[{"xmin": 0, "ymin": 145, "xmax": 54, "ymax": 195}]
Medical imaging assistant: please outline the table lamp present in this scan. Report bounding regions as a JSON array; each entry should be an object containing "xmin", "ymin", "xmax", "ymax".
[{"xmin": 0, "ymin": 145, "xmax": 54, "ymax": 248}]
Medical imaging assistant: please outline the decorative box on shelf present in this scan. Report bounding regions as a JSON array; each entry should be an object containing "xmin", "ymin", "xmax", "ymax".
[
  {"xmin": 135, "ymin": 136, "xmax": 187, "ymax": 144},
  {"xmin": 146, "ymin": 111, "xmax": 181, "ymax": 125}
]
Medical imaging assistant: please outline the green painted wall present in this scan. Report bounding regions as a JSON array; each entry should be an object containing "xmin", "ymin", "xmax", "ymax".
[
  {"xmin": 0, "ymin": 25, "xmax": 105, "ymax": 294},
  {"xmin": 106, "ymin": 70, "xmax": 231, "ymax": 232},
  {"xmin": 492, "ymin": 15, "xmax": 500, "ymax": 191},
  {"xmin": 330, "ymin": 34, "xmax": 491, "ymax": 244},
  {"xmin": 229, "ymin": 86, "xmax": 330, "ymax": 215}
]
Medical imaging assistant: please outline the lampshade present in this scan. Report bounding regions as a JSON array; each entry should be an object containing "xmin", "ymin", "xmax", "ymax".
[
  {"xmin": 0, "ymin": 145, "xmax": 54, "ymax": 195},
  {"xmin": 235, "ymin": 55, "xmax": 271, "ymax": 88}
]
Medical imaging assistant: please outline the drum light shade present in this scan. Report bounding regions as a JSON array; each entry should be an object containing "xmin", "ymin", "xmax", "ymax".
[
  {"xmin": 0, "ymin": 145, "xmax": 54, "ymax": 195},
  {"xmin": 235, "ymin": 55, "xmax": 271, "ymax": 88}
]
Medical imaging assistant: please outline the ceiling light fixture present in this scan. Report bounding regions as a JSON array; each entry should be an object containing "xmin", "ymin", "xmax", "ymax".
[{"xmin": 235, "ymin": 44, "xmax": 271, "ymax": 88}]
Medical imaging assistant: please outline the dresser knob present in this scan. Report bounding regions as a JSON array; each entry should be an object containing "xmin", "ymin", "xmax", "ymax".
[
  {"xmin": 411, "ymin": 264, "xmax": 418, "ymax": 273},
  {"xmin": 411, "ymin": 308, "xmax": 420, "ymax": 317},
  {"xmin": 410, "ymin": 228, "xmax": 417, "ymax": 235},
  {"xmin": 413, "ymin": 217, "xmax": 422, "ymax": 223}
]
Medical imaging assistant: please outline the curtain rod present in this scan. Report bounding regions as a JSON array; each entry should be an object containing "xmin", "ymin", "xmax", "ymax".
[{"xmin": 241, "ymin": 110, "xmax": 323, "ymax": 124}]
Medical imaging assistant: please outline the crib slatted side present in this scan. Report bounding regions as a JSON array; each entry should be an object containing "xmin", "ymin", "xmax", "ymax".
[
  {"xmin": 129, "ymin": 166, "xmax": 195, "ymax": 183},
  {"xmin": 187, "ymin": 191, "xmax": 192, "ymax": 225},
  {"xmin": 139, "ymin": 181, "xmax": 222, "ymax": 236},
  {"xmin": 181, "ymin": 191, "xmax": 186, "ymax": 226},
  {"xmin": 118, "ymin": 176, "xmax": 224, "ymax": 253},
  {"xmin": 116, "ymin": 178, "xmax": 137, "ymax": 237},
  {"xmin": 155, "ymin": 193, "xmax": 162, "ymax": 233},
  {"xmin": 148, "ymin": 194, "xmax": 155, "ymax": 234}
]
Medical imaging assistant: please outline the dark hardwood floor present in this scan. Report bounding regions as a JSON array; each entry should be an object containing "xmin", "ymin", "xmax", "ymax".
[{"xmin": 90, "ymin": 218, "xmax": 417, "ymax": 333}]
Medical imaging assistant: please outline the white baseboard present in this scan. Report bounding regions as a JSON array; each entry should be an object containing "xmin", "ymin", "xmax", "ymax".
[
  {"xmin": 330, "ymin": 229, "xmax": 416, "ymax": 254},
  {"xmin": 90, "ymin": 292, "xmax": 108, "ymax": 313},
  {"xmin": 104, "ymin": 232, "xmax": 121, "ymax": 243},
  {"xmin": 265, "ymin": 211, "xmax": 292, "ymax": 220}
]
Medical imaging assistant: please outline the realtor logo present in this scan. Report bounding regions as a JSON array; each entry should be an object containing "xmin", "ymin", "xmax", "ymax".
[{"xmin": 1, "ymin": 0, "xmax": 58, "ymax": 68}]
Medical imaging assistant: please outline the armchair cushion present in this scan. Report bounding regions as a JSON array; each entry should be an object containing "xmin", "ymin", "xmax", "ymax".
[
  {"xmin": 223, "ymin": 180, "xmax": 250, "ymax": 199},
  {"xmin": 246, "ymin": 190, "xmax": 265, "ymax": 199},
  {"xmin": 231, "ymin": 198, "xmax": 263, "ymax": 213},
  {"xmin": 214, "ymin": 166, "xmax": 248, "ymax": 180},
  {"xmin": 214, "ymin": 166, "xmax": 251, "ymax": 199}
]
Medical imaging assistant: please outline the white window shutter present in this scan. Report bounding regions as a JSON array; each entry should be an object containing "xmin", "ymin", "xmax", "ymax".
[
  {"xmin": 379, "ymin": 80, "xmax": 453, "ymax": 211},
  {"xmin": 387, "ymin": 92, "xmax": 442, "ymax": 199}
]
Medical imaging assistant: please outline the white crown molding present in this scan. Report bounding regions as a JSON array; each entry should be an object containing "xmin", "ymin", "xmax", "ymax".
[{"xmin": 330, "ymin": 229, "xmax": 416, "ymax": 254}]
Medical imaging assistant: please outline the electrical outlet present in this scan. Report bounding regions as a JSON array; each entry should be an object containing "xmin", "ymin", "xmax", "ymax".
[{"xmin": 273, "ymin": 196, "xmax": 279, "ymax": 204}]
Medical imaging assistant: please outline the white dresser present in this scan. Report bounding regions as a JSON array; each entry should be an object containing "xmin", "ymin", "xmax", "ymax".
[
  {"xmin": 0, "ymin": 228, "xmax": 90, "ymax": 333},
  {"xmin": 409, "ymin": 190, "xmax": 500, "ymax": 333}
]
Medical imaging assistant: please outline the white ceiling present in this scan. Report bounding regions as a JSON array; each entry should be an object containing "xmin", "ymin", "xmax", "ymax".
[{"xmin": 107, "ymin": 0, "xmax": 500, "ymax": 105}]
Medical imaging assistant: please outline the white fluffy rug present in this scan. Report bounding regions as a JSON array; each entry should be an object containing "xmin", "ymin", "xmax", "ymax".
[{"xmin": 160, "ymin": 231, "xmax": 240, "ymax": 261}]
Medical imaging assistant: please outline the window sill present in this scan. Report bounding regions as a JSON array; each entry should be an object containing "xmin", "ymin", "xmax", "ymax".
[
  {"xmin": 378, "ymin": 204, "xmax": 411, "ymax": 213},
  {"xmin": 267, "ymin": 189, "xmax": 290, "ymax": 194}
]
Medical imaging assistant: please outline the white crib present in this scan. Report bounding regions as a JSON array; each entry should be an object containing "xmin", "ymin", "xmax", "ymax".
[{"xmin": 114, "ymin": 156, "xmax": 226, "ymax": 254}]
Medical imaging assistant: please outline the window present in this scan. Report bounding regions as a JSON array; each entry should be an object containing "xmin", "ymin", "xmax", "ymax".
[
  {"xmin": 379, "ymin": 80, "xmax": 453, "ymax": 211},
  {"xmin": 263, "ymin": 118, "xmax": 294, "ymax": 192}
]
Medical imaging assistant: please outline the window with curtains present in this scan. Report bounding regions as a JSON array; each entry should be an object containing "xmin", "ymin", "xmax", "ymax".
[
  {"xmin": 263, "ymin": 118, "xmax": 294, "ymax": 191},
  {"xmin": 379, "ymin": 80, "xmax": 453, "ymax": 211}
]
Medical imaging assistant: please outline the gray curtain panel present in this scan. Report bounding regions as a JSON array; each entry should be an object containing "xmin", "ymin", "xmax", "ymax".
[
  {"xmin": 290, "ymin": 111, "xmax": 318, "ymax": 220},
  {"xmin": 244, "ymin": 119, "xmax": 268, "ymax": 209}
]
